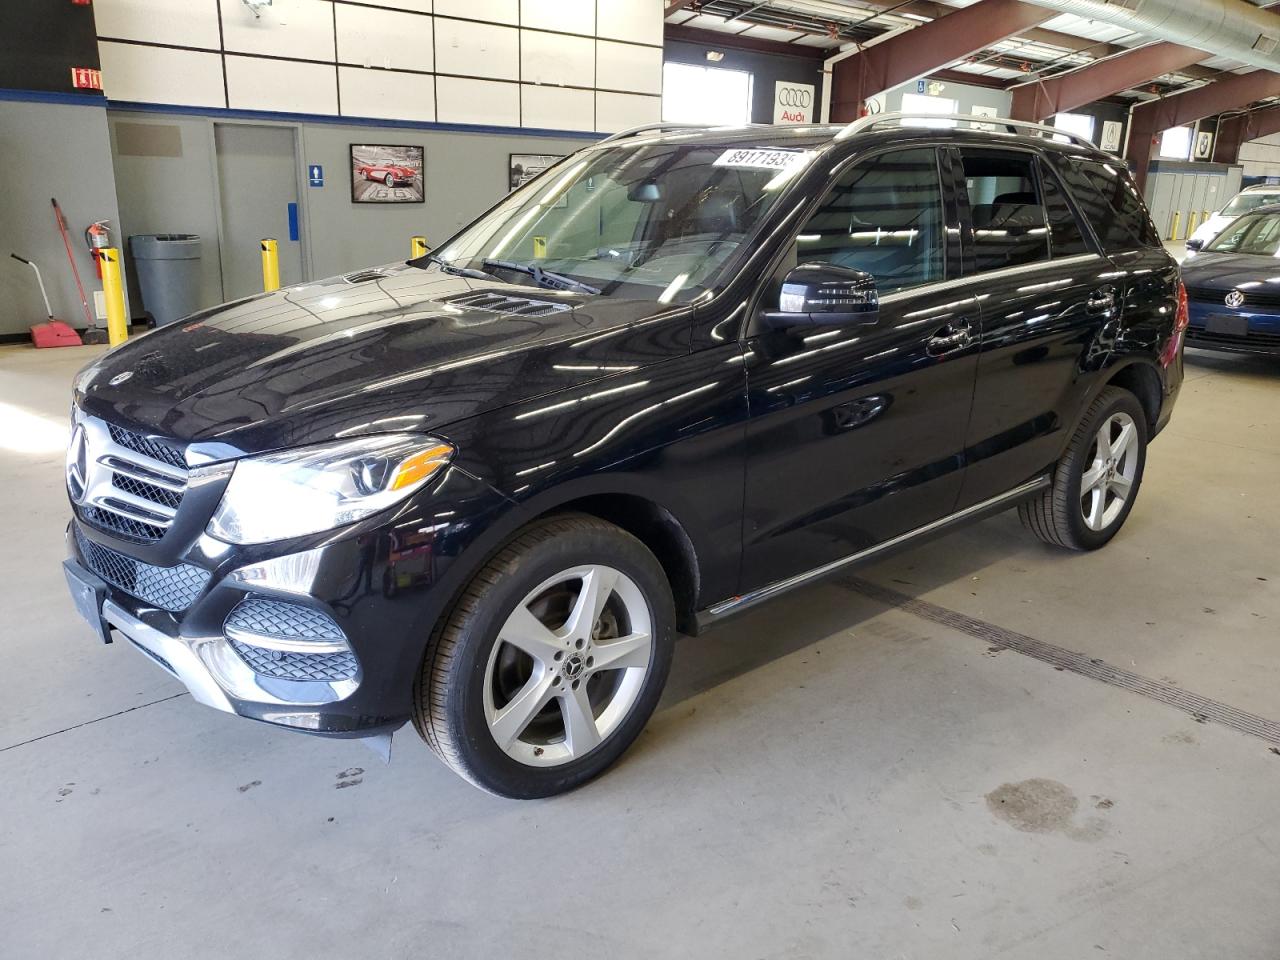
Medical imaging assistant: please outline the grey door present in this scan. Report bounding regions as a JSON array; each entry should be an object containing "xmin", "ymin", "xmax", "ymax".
[{"xmin": 214, "ymin": 123, "xmax": 304, "ymax": 299}]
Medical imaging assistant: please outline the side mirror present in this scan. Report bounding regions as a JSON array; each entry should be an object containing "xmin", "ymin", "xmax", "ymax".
[
  {"xmin": 1185, "ymin": 237, "xmax": 1204, "ymax": 251},
  {"xmin": 763, "ymin": 263, "xmax": 879, "ymax": 329}
]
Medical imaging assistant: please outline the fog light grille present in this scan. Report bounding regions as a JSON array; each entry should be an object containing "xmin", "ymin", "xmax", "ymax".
[{"xmin": 223, "ymin": 597, "xmax": 357, "ymax": 682}]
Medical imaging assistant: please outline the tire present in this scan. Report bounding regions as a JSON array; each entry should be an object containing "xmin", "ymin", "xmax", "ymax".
[
  {"xmin": 385, "ymin": 173, "xmax": 395, "ymax": 187},
  {"xmin": 1019, "ymin": 386, "xmax": 1148, "ymax": 550},
  {"xmin": 413, "ymin": 513, "xmax": 676, "ymax": 798}
]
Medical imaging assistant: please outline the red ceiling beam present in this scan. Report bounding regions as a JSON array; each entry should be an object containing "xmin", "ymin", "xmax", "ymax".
[
  {"xmin": 1212, "ymin": 104, "xmax": 1280, "ymax": 163},
  {"xmin": 1127, "ymin": 70, "xmax": 1280, "ymax": 191},
  {"xmin": 829, "ymin": 0, "xmax": 1055, "ymax": 122},
  {"xmin": 1009, "ymin": 43, "xmax": 1205, "ymax": 122}
]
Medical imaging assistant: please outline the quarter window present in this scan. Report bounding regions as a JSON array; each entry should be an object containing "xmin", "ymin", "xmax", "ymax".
[
  {"xmin": 1069, "ymin": 159, "xmax": 1161, "ymax": 251},
  {"xmin": 795, "ymin": 148, "xmax": 945, "ymax": 293},
  {"xmin": 960, "ymin": 150, "xmax": 1050, "ymax": 272}
]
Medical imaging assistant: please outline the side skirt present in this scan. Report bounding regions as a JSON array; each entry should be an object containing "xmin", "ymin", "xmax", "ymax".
[{"xmin": 694, "ymin": 475, "xmax": 1050, "ymax": 632}]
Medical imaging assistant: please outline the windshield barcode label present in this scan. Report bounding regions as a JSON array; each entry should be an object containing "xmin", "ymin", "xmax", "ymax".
[{"xmin": 713, "ymin": 149, "xmax": 811, "ymax": 171}]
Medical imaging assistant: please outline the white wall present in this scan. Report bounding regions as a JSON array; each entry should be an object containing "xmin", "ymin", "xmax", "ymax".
[
  {"xmin": 867, "ymin": 79, "xmax": 1013, "ymax": 120},
  {"xmin": 1239, "ymin": 133, "xmax": 1280, "ymax": 179},
  {"xmin": 95, "ymin": 0, "xmax": 663, "ymax": 133}
]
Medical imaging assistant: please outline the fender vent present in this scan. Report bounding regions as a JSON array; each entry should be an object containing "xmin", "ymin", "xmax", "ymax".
[{"xmin": 439, "ymin": 291, "xmax": 571, "ymax": 317}]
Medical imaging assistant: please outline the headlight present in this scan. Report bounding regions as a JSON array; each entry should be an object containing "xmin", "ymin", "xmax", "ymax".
[{"xmin": 207, "ymin": 435, "xmax": 454, "ymax": 544}]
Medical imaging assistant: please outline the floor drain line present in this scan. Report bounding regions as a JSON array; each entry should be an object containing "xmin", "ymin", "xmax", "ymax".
[{"xmin": 842, "ymin": 576, "xmax": 1280, "ymax": 750}]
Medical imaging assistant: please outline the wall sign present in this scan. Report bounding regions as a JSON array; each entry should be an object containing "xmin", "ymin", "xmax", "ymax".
[
  {"xmin": 70, "ymin": 67, "xmax": 101, "ymax": 90},
  {"xmin": 308, "ymin": 164, "xmax": 324, "ymax": 188},
  {"xmin": 1100, "ymin": 120, "xmax": 1124, "ymax": 154},
  {"xmin": 773, "ymin": 81, "xmax": 815, "ymax": 124},
  {"xmin": 350, "ymin": 144, "xmax": 424, "ymax": 204},
  {"xmin": 1193, "ymin": 130, "xmax": 1214, "ymax": 160},
  {"xmin": 509, "ymin": 154, "xmax": 565, "ymax": 192}
]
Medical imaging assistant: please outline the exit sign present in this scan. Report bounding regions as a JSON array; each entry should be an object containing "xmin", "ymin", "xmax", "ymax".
[{"xmin": 70, "ymin": 67, "xmax": 102, "ymax": 90}]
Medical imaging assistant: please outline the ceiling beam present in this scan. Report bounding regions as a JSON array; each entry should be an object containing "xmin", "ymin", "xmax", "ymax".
[
  {"xmin": 665, "ymin": 0, "xmax": 699, "ymax": 14},
  {"xmin": 1128, "ymin": 70, "xmax": 1280, "ymax": 190},
  {"xmin": 663, "ymin": 23, "xmax": 829, "ymax": 60},
  {"xmin": 1009, "ymin": 43, "xmax": 1206, "ymax": 121},
  {"xmin": 1212, "ymin": 104, "xmax": 1280, "ymax": 162},
  {"xmin": 829, "ymin": 0, "xmax": 1054, "ymax": 121}
]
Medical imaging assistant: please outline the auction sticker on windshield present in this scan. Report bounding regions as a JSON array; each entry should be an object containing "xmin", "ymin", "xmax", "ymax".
[{"xmin": 713, "ymin": 149, "xmax": 812, "ymax": 171}]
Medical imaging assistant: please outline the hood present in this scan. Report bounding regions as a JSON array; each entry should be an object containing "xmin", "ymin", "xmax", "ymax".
[
  {"xmin": 1181, "ymin": 251, "xmax": 1280, "ymax": 291},
  {"xmin": 74, "ymin": 263, "xmax": 688, "ymax": 459}
]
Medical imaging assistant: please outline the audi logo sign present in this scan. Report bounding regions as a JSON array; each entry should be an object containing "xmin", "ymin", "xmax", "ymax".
[{"xmin": 773, "ymin": 81, "xmax": 816, "ymax": 125}]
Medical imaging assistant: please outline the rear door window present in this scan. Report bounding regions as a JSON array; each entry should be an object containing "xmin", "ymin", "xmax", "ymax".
[
  {"xmin": 1038, "ymin": 161, "xmax": 1090, "ymax": 258},
  {"xmin": 959, "ymin": 150, "xmax": 1050, "ymax": 272}
]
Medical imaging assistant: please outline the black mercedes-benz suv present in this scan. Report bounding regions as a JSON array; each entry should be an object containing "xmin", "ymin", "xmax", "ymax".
[{"xmin": 63, "ymin": 116, "xmax": 1185, "ymax": 797}]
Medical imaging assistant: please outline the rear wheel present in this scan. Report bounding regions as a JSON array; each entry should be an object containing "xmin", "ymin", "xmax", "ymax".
[
  {"xmin": 1019, "ymin": 386, "xmax": 1148, "ymax": 550},
  {"xmin": 384, "ymin": 173, "xmax": 395, "ymax": 187},
  {"xmin": 413, "ymin": 514, "xmax": 675, "ymax": 798}
]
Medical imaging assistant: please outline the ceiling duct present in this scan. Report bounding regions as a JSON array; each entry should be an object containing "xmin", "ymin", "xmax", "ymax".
[{"xmin": 1015, "ymin": 0, "xmax": 1280, "ymax": 71}]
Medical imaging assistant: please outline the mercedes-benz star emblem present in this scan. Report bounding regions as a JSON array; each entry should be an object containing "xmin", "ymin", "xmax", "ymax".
[
  {"xmin": 66, "ymin": 425, "xmax": 89, "ymax": 504},
  {"xmin": 1224, "ymin": 290, "xmax": 1246, "ymax": 308}
]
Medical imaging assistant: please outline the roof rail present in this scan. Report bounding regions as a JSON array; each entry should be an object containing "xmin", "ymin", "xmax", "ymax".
[
  {"xmin": 595, "ymin": 121, "xmax": 771, "ymax": 146},
  {"xmin": 834, "ymin": 111, "xmax": 1096, "ymax": 150}
]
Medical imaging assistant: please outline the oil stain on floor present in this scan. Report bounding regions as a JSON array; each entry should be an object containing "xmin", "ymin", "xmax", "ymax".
[{"xmin": 985, "ymin": 778, "xmax": 1110, "ymax": 841}]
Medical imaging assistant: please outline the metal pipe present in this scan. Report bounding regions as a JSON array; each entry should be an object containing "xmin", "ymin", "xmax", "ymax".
[{"xmin": 1014, "ymin": 0, "xmax": 1280, "ymax": 72}]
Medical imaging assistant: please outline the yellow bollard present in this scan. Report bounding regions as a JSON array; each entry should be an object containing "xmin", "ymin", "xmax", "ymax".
[
  {"xmin": 411, "ymin": 236, "xmax": 429, "ymax": 258},
  {"xmin": 1187, "ymin": 210, "xmax": 1199, "ymax": 235},
  {"xmin": 1169, "ymin": 211, "xmax": 1181, "ymax": 241},
  {"xmin": 260, "ymin": 238, "xmax": 280, "ymax": 292},
  {"xmin": 99, "ymin": 248, "xmax": 129, "ymax": 346}
]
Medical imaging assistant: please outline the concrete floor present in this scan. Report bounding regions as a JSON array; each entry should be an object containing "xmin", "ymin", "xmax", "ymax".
[{"xmin": 2, "ymin": 341, "xmax": 1279, "ymax": 959}]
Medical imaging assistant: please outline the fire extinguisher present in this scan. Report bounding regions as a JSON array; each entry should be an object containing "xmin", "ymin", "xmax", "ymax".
[{"xmin": 86, "ymin": 220, "xmax": 112, "ymax": 278}]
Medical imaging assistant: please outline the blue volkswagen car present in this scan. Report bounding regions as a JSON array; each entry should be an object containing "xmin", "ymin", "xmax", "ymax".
[{"xmin": 1183, "ymin": 203, "xmax": 1280, "ymax": 356}]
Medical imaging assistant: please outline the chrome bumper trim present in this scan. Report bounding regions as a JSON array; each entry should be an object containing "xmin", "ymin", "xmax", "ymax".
[{"xmin": 103, "ymin": 600, "xmax": 360, "ymax": 711}]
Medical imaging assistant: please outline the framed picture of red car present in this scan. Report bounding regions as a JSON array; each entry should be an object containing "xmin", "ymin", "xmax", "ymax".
[{"xmin": 350, "ymin": 143, "xmax": 424, "ymax": 204}]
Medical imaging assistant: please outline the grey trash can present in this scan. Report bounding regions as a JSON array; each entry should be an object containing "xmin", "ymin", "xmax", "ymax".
[{"xmin": 129, "ymin": 234, "xmax": 202, "ymax": 326}]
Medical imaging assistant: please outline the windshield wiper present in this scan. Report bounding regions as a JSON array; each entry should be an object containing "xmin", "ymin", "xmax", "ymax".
[
  {"xmin": 425, "ymin": 254, "xmax": 497, "ymax": 281},
  {"xmin": 482, "ymin": 258, "xmax": 601, "ymax": 295}
]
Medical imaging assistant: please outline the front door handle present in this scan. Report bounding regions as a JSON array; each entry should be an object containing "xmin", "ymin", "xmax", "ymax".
[{"xmin": 927, "ymin": 319, "xmax": 973, "ymax": 357}]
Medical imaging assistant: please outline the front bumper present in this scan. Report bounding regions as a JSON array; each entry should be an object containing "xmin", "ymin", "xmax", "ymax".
[
  {"xmin": 1186, "ymin": 301, "xmax": 1280, "ymax": 356},
  {"xmin": 65, "ymin": 464, "xmax": 515, "ymax": 740}
]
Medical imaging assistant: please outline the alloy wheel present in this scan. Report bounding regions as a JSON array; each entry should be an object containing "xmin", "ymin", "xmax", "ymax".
[
  {"xmin": 482, "ymin": 564, "xmax": 653, "ymax": 767},
  {"xmin": 1080, "ymin": 411, "xmax": 1139, "ymax": 532}
]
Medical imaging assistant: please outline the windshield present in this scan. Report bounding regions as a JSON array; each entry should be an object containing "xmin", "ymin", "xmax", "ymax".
[
  {"xmin": 1204, "ymin": 212, "xmax": 1280, "ymax": 256},
  {"xmin": 1221, "ymin": 191, "xmax": 1280, "ymax": 215},
  {"xmin": 428, "ymin": 141, "xmax": 815, "ymax": 302}
]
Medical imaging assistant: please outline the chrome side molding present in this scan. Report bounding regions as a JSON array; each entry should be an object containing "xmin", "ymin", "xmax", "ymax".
[{"xmin": 700, "ymin": 476, "xmax": 1051, "ymax": 625}]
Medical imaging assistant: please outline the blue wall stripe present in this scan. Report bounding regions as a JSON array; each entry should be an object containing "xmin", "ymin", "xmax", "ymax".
[{"xmin": 0, "ymin": 87, "xmax": 602, "ymax": 140}]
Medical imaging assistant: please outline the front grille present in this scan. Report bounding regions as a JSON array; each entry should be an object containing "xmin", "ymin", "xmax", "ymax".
[
  {"xmin": 74, "ymin": 418, "xmax": 189, "ymax": 544},
  {"xmin": 82, "ymin": 506, "xmax": 167, "ymax": 543},
  {"xmin": 229, "ymin": 640, "xmax": 359, "ymax": 682},
  {"xmin": 440, "ymin": 291, "xmax": 572, "ymax": 317},
  {"xmin": 225, "ymin": 598, "xmax": 345, "ymax": 642},
  {"xmin": 75, "ymin": 525, "xmax": 210, "ymax": 611},
  {"xmin": 107, "ymin": 423, "xmax": 186, "ymax": 469},
  {"xmin": 1186, "ymin": 285, "xmax": 1280, "ymax": 309}
]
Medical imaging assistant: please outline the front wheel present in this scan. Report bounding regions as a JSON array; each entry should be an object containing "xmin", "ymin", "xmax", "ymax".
[
  {"xmin": 1019, "ymin": 385, "xmax": 1148, "ymax": 550},
  {"xmin": 413, "ymin": 514, "xmax": 675, "ymax": 798},
  {"xmin": 384, "ymin": 173, "xmax": 395, "ymax": 187}
]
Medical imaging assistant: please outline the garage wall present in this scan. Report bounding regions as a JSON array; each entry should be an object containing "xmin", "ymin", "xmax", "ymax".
[
  {"xmin": 95, "ymin": 0, "xmax": 663, "ymax": 134},
  {"xmin": 663, "ymin": 38, "xmax": 824, "ymax": 126},
  {"xmin": 107, "ymin": 110, "xmax": 589, "ymax": 311},
  {"xmin": 0, "ymin": 98, "xmax": 126, "ymax": 338},
  {"xmin": 1238, "ymin": 133, "xmax": 1280, "ymax": 179},
  {"xmin": 870, "ymin": 79, "xmax": 1012, "ymax": 119}
]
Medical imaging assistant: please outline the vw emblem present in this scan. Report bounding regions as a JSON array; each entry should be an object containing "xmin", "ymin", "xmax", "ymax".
[
  {"xmin": 109, "ymin": 371, "xmax": 133, "ymax": 386},
  {"xmin": 66, "ymin": 424, "xmax": 89, "ymax": 504},
  {"xmin": 1225, "ymin": 290, "xmax": 1246, "ymax": 308}
]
